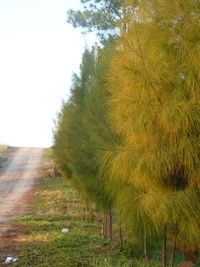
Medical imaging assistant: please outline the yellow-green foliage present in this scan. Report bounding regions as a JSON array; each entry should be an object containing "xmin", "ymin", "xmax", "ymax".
[
  {"xmin": 53, "ymin": 47, "xmax": 115, "ymax": 210},
  {"xmin": 105, "ymin": 0, "xmax": 200, "ymax": 243},
  {"xmin": 54, "ymin": 0, "xmax": 200, "ymax": 257}
]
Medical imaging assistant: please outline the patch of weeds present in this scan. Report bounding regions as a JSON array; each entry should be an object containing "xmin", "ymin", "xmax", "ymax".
[
  {"xmin": 0, "ymin": 145, "xmax": 15, "ymax": 168},
  {"xmin": 0, "ymin": 144, "xmax": 8, "ymax": 168},
  {"xmin": 10, "ymin": 176, "xmax": 156, "ymax": 266},
  {"xmin": 0, "ymin": 144, "xmax": 7, "ymax": 154}
]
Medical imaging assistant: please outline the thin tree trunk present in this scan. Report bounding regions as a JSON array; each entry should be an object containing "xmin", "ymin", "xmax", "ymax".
[
  {"xmin": 162, "ymin": 225, "xmax": 167, "ymax": 267},
  {"xmin": 119, "ymin": 219, "xmax": 123, "ymax": 249},
  {"xmin": 144, "ymin": 229, "xmax": 149, "ymax": 264},
  {"xmin": 89, "ymin": 205, "xmax": 94, "ymax": 221},
  {"xmin": 101, "ymin": 211, "xmax": 106, "ymax": 238},
  {"xmin": 105, "ymin": 211, "xmax": 108, "ymax": 239},
  {"xmin": 122, "ymin": 7, "xmax": 127, "ymax": 33},
  {"xmin": 107, "ymin": 210, "xmax": 112, "ymax": 241},
  {"xmin": 170, "ymin": 232, "xmax": 178, "ymax": 267},
  {"xmin": 85, "ymin": 200, "xmax": 89, "ymax": 217}
]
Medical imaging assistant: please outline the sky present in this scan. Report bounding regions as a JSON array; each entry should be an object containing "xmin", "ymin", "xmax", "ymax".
[{"xmin": 0, "ymin": 0, "xmax": 96, "ymax": 147}]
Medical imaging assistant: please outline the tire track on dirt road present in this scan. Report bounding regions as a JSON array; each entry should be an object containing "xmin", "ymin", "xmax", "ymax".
[{"xmin": 0, "ymin": 147, "xmax": 44, "ymax": 234}]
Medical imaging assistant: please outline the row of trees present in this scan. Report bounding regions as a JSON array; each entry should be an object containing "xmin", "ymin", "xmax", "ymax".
[{"xmin": 54, "ymin": 1, "xmax": 200, "ymax": 266}]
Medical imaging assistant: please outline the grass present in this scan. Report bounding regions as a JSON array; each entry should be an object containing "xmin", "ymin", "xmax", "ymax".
[
  {"xmin": 10, "ymin": 175, "xmax": 192, "ymax": 267},
  {"xmin": 8, "ymin": 175, "xmax": 162, "ymax": 267},
  {"xmin": 0, "ymin": 144, "xmax": 8, "ymax": 168},
  {"xmin": 0, "ymin": 144, "xmax": 7, "ymax": 153}
]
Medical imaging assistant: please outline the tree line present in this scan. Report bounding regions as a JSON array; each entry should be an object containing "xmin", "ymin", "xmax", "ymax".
[{"xmin": 53, "ymin": 1, "xmax": 200, "ymax": 266}]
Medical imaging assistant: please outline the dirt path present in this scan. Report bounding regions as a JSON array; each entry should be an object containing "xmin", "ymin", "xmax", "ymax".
[{"xmin": 0, "ymin": 147, "xmax": 44, "ymax": 234}]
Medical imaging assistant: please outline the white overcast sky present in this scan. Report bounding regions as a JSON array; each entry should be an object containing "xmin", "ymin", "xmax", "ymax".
[{"xmin": 0, "ymin": 0, "xmax": 96, "ymax": 147}]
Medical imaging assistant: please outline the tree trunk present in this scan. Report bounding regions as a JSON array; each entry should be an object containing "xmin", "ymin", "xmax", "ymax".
[
  {"xmin": 85, "ymin": 200, "xmax": 89, "ymax": 217},
  {"xmin": 119, "ymin": 219, "xmax": 123, "ymax": 249},
  {"xmin": 107, "ymin": 210, "xmax": 112, "ymax": 241},
  {"xmin": 101, "ymin": 211, "xmax": 106, "ymax": 238},
  {"xmin": 170, "ymin": 232, "xmax": 178, "ymax": 267},
  {"xmin": 89, "ymin": 206, "xmax": 94, "ymax": 221},
  {"xmin": 144, "ymin": 229, "xmax": 149, "ymax": 264},
  {"xmin": 162, "ymin": 225, "xmax": 167, "ymax": 267},
  {"xmin": 105, "ymin": 211, "xmax": 108, "ymax": 239}
]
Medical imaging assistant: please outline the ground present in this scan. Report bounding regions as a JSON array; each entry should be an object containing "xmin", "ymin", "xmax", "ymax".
[
  {"xmin": 0, "ymin": 147, "xmax": 44, "ymax": 264},
  {"xmin": 0, "ymin": 147, "xmax": 196, "ymax": 266}
]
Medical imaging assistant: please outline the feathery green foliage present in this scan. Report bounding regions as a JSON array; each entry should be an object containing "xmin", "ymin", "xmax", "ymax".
[
  {"xmin": 104, "ymin": 0, "xmax": 200, "ymax": 251},
  {"xmin": 54, "ymin": 44, "xmax": 117, "ymax": 210},
  {"xmin": 54, "ymin": 0, "xmax": 200, "ymax": 263},
  {"xmin": 67, "ymin": 0, "xmax": 122, "ymax": 34}
]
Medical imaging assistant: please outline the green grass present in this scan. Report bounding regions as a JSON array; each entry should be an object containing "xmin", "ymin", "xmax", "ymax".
[
  {"xmin": 9, "ymin": 176, "xmax": 161, "ymax": 266},
  {"xmin": 9, "ymin": 177, "xmax": 130, "ymax": 266},
  {"xmin": 0, "ymin": 144, "xmax": 8, "ymax": 168},
  {"xmin": 0, "ymin": 144, "xmax": 7, "ymax": 153},
  {"xmin": 6, "ymin": 172, "xmax": 196, "ymax": 266}
]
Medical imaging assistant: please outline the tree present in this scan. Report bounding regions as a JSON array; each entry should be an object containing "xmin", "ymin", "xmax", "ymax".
[
  {"xmin": 67, "ymin": 0, "xmax": 122, "ymax": 36},
  {"xmin": 54, "ymin": 49, "xmax": 97, "ymax": 194},
  {"xmin": 104, "ymin": 0, "xmax": 200, "ymax": 263},
  {"xmin": 54, "ymin": 44, "xmax": 117, "ymax": 239},
  {"xmin": 55, "ymin": 0, "xmax": 200, "ymax": 263}
]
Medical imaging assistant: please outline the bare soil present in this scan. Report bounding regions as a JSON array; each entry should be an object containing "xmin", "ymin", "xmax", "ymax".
[{"xmin": 0, "ymin": 147, "xmax": 44, "ymax": 261}]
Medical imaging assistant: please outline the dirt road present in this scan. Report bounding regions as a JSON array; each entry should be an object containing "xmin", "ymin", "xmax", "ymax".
[{"xmin": 0, "ymin": 147, "xmax": 44, "ymax": 234}]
